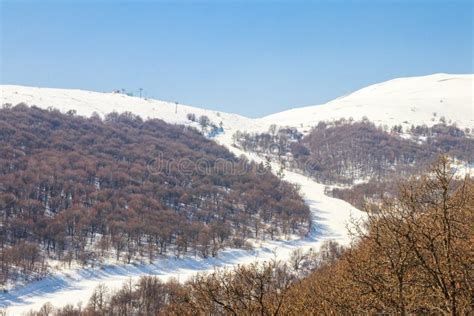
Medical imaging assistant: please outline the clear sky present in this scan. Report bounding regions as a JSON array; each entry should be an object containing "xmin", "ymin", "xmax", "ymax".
[{"xmin": 1, "ymin": 0, "xmax": 472, "ymax": 117}]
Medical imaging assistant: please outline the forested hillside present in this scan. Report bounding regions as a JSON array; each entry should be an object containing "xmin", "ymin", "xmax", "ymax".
[
  {"xmin": 26, "ymin": 157, "xmax": 473, "ymax": 315},
  {"xmin": 0, "ymin": 105, "xmax": 310, "ymax": 285},
  {"xmin": 236, "ymin": 119, "xmax": 473, "ymax": 184},
  {"xmin": 302, "ymin": 119, "xmax": 472, "ymax": 181}
]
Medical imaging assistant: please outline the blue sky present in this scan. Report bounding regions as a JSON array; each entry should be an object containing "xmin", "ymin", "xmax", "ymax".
[{"xmin": 1, "ymin": 0, "xmax": 472, "ymax": 117}]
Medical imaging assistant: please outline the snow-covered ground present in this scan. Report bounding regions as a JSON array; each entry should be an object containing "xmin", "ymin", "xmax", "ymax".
[
  {"xmin": 2, "ymin": 73, "xmax": 472, "ymax": 136},
  {"xmin": 0, "ymin": 73, "xmax": 472, "ymax": 314},
  {"xmin": 0, "ymin": 84, "xmax": 263, "ymax": 136},
  {"xmin": 260, "ymin": 73, "xmax": 473, "ymax": 131}
]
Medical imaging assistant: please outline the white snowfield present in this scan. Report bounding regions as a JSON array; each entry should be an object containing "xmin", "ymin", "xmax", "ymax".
[
  {"xmin": 261, "ymin": 73, "xmax": 474, "ymax": 131},
  {"xmin": 0, "ymin": 84, "xmax": 263, "ymax": 136},
  {"xmin": 0, "ymin": 73, "xmax": 472, "ymax": 314},
  {"xmin": 2, "ymin": 73, "xmax": 473, "ymax": 135}
]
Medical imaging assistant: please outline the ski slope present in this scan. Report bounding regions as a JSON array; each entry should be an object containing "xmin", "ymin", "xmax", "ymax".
[{"xmin": 0, "ymin": 73, "xmax": 472, "ymax": 314}]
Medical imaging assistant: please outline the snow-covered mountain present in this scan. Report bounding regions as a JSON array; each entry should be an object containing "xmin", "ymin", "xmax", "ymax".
[
  {"xmin": 2, "ymin": 74, "xmax": 473, "ymax": 138},
  {"xmin": 1, "ymin": 73, "xmax": 472, "ymax": 314},
  {"xmin": 260, "ymin": 73, "xmax": 473, "ymax": 131}
]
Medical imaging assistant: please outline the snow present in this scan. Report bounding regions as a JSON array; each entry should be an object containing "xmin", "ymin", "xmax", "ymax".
[
  {"xmin": 260, "ymin": 73, "xmax": 474, "ymax": 131},
  {"xmin": 0, "ymin": 85, "xmax": 263, "ymax": 136},
  {"xmin": 2, "ymin": 73, "xmax": 472, "ymax": 138},
  {"xmin": 0, "ymin": 73, "xmax": 471, "ymax": 314}
]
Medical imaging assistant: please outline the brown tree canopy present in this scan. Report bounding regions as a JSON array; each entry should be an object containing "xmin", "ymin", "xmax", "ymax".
[
  {"xmin": 286, "ymin": 156, "xmax": 473, "ymax": 315},
  {"xmin": 0, "ymin": 105, "xmax": 310, "ymax": 285},
  {"xmin": 25, "ymin": 157, "xmax": 473, "ymax": 316},
  {"xmin": 234, "ymin": 119, "xmax": 473, "ymax": 185}
]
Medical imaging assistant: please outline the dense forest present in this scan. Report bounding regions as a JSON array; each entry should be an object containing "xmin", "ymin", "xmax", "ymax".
[
  {"xmin": 234, "ymin": 118, "xmax": 473, "ymax": 185},
  {"xmin": 234, "ymin": 118, "xmax": 473, "ymax": 210},
  {"xmin": 24, "ymin": 157, "xmax": 473, "ymax": 315},
  {"xmin": 0, "ymin": 105, "xmax": 310, "ymax": 285}
]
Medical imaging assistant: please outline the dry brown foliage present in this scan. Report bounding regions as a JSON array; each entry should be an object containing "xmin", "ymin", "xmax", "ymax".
[{"xmin": 25, "ymin": 158, "xmax": 473, "ymax": 315}]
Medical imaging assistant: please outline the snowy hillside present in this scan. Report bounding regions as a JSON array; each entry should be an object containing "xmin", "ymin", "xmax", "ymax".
[
  {"xmin": 260, "ymin": 73, "xmax": 473, "ymax": 131},
  {"xmin": 0, "ymin": 73, "xmax": 472, "ymax": 314},
  {"xmin": 0, "ymin": 85, "xmax": 262, "ymax": 136},
  {"xmin": 2, "ymin": 73, "xmax": 473, "ymax": 137}
]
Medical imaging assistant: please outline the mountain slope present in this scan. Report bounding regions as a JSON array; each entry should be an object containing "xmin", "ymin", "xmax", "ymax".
[
  {"xmin": 0, "ymin": 85, "xmax": 262, "ymax": 135},
  {"xmin": 2, "ymin": 73, "xmax": 473, "ymax": 136},
  {"xmin": 1, "ymin": 74, "xmax": 470, "ymax": 313},
  {"xmin": 260, "ymin": 73, "xmax": 473, "ymax": 130},
  {"xmin": 0, "ymin": 105, "xmax": 311, "ymax": 278}
]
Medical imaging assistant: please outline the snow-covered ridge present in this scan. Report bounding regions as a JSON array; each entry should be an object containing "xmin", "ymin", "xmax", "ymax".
[
  {"xmin": 2, "ymin": 73, "xmax": 473, "ymax": 137},
  {"xmin": 0, "ymin": 85, "xmax": 263, "ymax": 136},
  {"xmin": 260, "ymin": 73, "xmax": 473, "ymax": 131}
]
